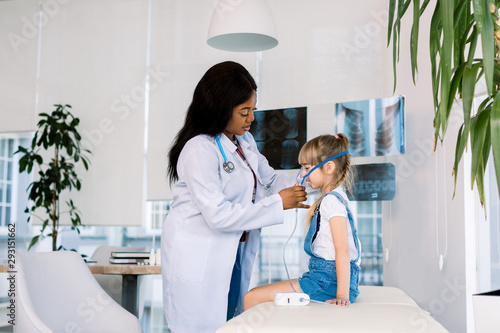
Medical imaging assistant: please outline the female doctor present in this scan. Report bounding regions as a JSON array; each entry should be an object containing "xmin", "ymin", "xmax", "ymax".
[{"xmin": 161, "ymin": 61, "xmax": 308, "ymax": 333}]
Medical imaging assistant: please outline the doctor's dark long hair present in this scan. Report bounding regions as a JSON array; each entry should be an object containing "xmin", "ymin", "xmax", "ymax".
[{"xmin": 168, "ymin": 61, "xmax": 257, "ymax": 183}]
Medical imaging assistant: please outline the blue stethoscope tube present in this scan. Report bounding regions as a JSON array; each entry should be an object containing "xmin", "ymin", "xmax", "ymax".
[
  {"xmin": 215, "ymin": 135, "xmax": 275, "ymax": 189},
  {"xmin": 299, "ymin": 151, "xmax": 349, "ymax": 186},
  {"xmin": 216, "ymin": 136, "xmax": 235, "ymax": 173}
]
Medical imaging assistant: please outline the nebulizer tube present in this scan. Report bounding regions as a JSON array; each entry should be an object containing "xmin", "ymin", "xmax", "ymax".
[
  {"xmin": 283, "ymin": 208, "xmax": 299, "ymax": 292},
  {"xmin": 281, "ymin": 171, "xmax": 305, "ymax": 292},
  {"xmin": 282, "ymin": 169, "xmax": 314, "ymax": 292}
]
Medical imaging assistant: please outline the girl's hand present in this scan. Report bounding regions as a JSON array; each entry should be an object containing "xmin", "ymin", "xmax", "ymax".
[
  {"xmin": 279, "ymin": 183, "xmax": 310, "ymax": 210},
  {"xmin": 325, "ymin": 297, "xmax": 350, "ymax": 307}
]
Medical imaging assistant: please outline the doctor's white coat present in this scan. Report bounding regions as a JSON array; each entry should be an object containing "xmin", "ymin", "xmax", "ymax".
[{"xmin": 161, "ymin": 132, "xmax": 294, "ymax": 333}]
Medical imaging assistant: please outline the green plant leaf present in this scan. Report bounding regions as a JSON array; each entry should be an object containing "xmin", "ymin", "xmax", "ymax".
[
  {"xmin": 476, "ymin": 154, "xmax": 486, "ymax": 206},
  {"xmin": 491, "ymin": 92, "xmax": 500, "ymax": 197},
  {"xmin": 454, "ymin": 1, "xmax": 469, "ymax": 67},
  {"xmin": 448, "ymin": 63, "xmax": 466, "ymax": 112},
  {"xmin": 438, "ymin": 0, "xmax": 454, "ymax": 138},
  {"xmin": 477, "ymin": 115, "xmax": 491, "ymax": 211},
  {"xmin": 392, "ymin": 24, "xmax": 399, "ymax": 91},
  {"xmin": 482, "ymin": 118, "xmax": 491, "ymax": 170},
  {"xmin": 388, "ymin": 0, "xmax": 397, "ymax": 45},
  {"xmin": 474, "ymin": 0, "xmax": 495, "ymax": 95},
  {"xmin": 28, "ymin": 235, "xmax": 40, "ymax": 250},
  {"xmin": 82, "ymin": 157, "xmax": 89, "ymax": 170},
  {"xmin": 453, "ymin": 124, "xmax": 467, "ymax": 198},
  {"xmin": 41, "ymin": 219, "xmax": 49, "ymax": 232},
  {"xmin": 470, "ymin": 107, "xmax": 491, "ymax": 189},
  {"xmin": 466, "ymin": 26, "xmax": 479, "ymax": 69},
  {"xmin": 27, "ymin": 159, "xmax": 34, "ymax": 173},
  {"xmin": 19, "ymin": 156, "xmax": 27, "ymax": 173},
  {"xmin": 462, "ymin": 63, "xmax": 481, "ymax": 138},
  {"xmin": 420, "ymin": 0, "xmax": 431, "ymax": 15},
  {"xmin": 410, "ymin": 0, "xmax": 421, "ymax": 83},
  {"xmin": 429, "ymin": 2, "xmax": 442, "ymax": 111},
  {"xmin": 15, "ymin": 146, "xmax": 27, "ymax": 154},
  {"xmin": 473, "ymin": 0, "xmax": 486, "ymax": 32}
]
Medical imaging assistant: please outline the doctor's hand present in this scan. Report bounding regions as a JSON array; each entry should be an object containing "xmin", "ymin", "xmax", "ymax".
[{"xmin": 279, "ymin": 183, "xmax": 310, "ymax": 210}]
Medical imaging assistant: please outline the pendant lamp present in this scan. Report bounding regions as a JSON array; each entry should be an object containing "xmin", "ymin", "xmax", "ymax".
[{"xmin": 207, "ymin": 0, "xmax": 278, "ymax": 52}]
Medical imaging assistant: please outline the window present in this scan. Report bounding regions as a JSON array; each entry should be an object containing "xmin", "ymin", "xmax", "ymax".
[
  {"xmin": 0, "ymin": 138, "xmax": 15, "ymax": 227},
  {"xmin": 354, "ymin": 201, "xmax": 383, "ymax": 286},
  {"xmin": 146, "ymin": 201, "xmax": 170, "ymax": 232},
  {"xmin": 0, "ymin": 136, "xmax": 30, "ymax": 232}
]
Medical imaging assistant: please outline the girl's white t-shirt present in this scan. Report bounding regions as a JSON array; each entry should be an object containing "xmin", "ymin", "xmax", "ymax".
[{"xmin": 311, "ymin": 188, "xmax": 360, "ymax": 264}]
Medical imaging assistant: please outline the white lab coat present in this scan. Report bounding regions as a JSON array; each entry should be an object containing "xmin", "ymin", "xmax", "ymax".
[{"xmin": 161, "ymin": 132, "xmax": 294, "ymax": 333}]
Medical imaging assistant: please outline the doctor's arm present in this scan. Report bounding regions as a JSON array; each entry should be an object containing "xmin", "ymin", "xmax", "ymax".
[{"xmin": 179, "ymin": 140, "xmax": 305, "ymax": 232}]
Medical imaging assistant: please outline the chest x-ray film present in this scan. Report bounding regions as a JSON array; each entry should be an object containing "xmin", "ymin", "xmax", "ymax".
[
  {"xmin": 346, "ymin": 163, "xmax": 396, "ymax": 201},
  {"xmin": 249, "ymin": 107, "xmax": 307, "ymax": 170},
  {"xmin": 335, "ymin": 96, "xmax": 405, "ymax": 157}
]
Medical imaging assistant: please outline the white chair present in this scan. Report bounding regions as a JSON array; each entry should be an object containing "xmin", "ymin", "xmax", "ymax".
[{"xmin": 15, "ymin": 251, "xmax": 143, "ymax": 333}]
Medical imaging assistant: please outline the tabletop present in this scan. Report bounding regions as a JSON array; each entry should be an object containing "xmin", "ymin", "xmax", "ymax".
[
  {"xmin": 88, "ymin": 264, "xmax": 161, "ymax": 275},
  {"xmin": 0, "ymin": 263, "xmax": 161, "ymax": 275}
]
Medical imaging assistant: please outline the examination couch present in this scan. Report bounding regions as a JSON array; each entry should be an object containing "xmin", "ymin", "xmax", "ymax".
[{"xmin": 217, "ymin": 286, "xmax": 448, "ymax": 332}]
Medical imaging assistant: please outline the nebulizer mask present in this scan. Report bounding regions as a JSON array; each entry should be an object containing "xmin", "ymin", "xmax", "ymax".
[{"xmin": 296, "ymin": 151, "xmax": 349, "ymax": 186}]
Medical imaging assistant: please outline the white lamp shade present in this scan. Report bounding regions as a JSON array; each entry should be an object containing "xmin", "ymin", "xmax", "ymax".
[{"xmin": 207, "ymin": 0, "xmax": 278, "ymax": 52}]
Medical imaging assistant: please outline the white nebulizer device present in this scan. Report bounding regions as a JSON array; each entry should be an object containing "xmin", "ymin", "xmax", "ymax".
[{"xmin": 274, "ymin": 292, "xmax": 310, "ymax": 306}]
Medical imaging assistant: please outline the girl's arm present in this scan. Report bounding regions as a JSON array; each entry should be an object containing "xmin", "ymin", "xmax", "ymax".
[{"xmin": 327, "ymin": 216, "xmax": 351, "ymax": 306}]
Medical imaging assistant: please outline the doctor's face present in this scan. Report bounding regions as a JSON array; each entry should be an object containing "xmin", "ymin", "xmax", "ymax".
[{"xmin": 223, "ymin": 90, "xmax": 257, "ymax": 139}]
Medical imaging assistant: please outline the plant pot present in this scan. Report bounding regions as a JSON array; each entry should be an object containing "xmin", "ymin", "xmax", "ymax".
[{"xmin": 472, "ymin": 289, "xmax": 500, "ymax": 332}]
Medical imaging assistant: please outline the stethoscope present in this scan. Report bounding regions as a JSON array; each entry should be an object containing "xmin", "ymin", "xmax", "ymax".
[
  {"xmin": 215, "ymin": 135, "xmax": 235, "ymax": 173},
  {"xmin": 215, "ymin": 135, "xmax": 275, "ymax": 190}
]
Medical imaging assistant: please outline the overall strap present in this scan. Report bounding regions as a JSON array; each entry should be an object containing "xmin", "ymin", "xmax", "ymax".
[{"xmin": 317, "ymin": 191, "xmax": 361, "ymax": 263}]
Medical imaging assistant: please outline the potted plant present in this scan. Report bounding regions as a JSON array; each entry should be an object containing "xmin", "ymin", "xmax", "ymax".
[
  {"xmin": 388, "ymin": 0, "xmax": 500, "ymax": 206},
  {"xmin": 390, "ymin": 2, "xmax": 500, "ymax": 330},
  {"xmin": 16, "ymin": 104, "xmax": 91, "ymax": 251}
]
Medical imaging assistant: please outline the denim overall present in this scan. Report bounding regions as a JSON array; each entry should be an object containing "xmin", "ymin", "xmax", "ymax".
[{"xmin": 298, "ymin": 191, "xmax": 361, "ymax": 303}]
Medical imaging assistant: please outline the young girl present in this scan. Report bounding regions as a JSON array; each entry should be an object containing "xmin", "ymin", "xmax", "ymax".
[{"xmin": 243, "ymin": 134, "xmax": 361, "ymax": 309}]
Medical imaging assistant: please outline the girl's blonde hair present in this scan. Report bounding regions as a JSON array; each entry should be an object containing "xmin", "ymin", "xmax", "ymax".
[{"xmin": 299, "ymin": 134, "xmax": 352, "ymax": 229}]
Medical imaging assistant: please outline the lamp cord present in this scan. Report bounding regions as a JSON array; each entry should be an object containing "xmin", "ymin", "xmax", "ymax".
[{"xmin": 435, "ymin": 144, "xmax": 448, "ymax": 269}]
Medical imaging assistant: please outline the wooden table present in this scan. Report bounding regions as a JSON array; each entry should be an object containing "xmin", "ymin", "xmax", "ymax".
[
  {"xmin": 88, "ymin": 264, "xmax": 161, "ymax": 317},
  {"xmin": 0, "ymin": 263, "xmax": 161, "ymax": 317}
]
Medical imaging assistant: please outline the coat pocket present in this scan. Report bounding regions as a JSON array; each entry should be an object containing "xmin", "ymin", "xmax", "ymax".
[{"xmin": 173, "ymin": 232, "xmax": 212, "ymax": 283}]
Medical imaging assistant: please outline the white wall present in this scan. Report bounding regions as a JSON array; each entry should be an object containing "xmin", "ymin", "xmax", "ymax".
[
  {"xmin": 384, "ymin": 4, "xmax": 472, "ymax": 332},
  {"xmin": 0, "ymin": 0, "xmax": 473, "ymax": 330}
]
